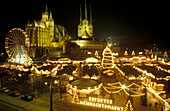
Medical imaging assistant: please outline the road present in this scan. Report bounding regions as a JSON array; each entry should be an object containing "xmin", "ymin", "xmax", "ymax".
[
  {"xmin": 0, "ymin": 100, "xmax": 26, "ymax": 111},
  {"xmin": 0, "ymin": 89, "xmax": 164, "ymax": 111}
]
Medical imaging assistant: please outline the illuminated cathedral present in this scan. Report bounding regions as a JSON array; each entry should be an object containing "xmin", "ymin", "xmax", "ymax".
[
  {"xmin": 25, "ymin": 5, "xmax": 71, "ymax": 58},
  {"xmin": 25, "ymin": 1, "xmax": 118, "ymax": 59},
  {"xmin": 69, "ymin": 0, "xmax": 107, "ymax": 58},
  {"xmin": 77, "ymin": 2, "xmax": 94, "ymax": 40}
]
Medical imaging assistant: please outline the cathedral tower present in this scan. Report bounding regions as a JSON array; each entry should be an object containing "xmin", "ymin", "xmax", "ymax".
[
  {"xmin": 41, "ymin": 5, "xmax": 54, "ymax": 38},
  {"xmin": 78, "ymin": 0, "xmax": 94, "ymax": 40},
  {"xmin": 41, "ymin": 5, "xmax": 49, "ymax": 22}
]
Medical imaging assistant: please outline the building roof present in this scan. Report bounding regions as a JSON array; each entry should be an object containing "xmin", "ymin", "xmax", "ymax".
[
  {"xmin": 34, "ymin": 20, "xmax": 46, "ymax": 28},
  {"xmin": 55, "ymin": 25, "xmax": 70, "ymax": 37},
  {"xmin": 37, "ymin": 65, "xmax": 56, "ymax": 71},
  {"xmin": 70, "ymin": 79, "xmax": 101, "ymax": 87},
  {"xmin": 82, "ymin": 65, "xmax": 99, "ymax": 77}
]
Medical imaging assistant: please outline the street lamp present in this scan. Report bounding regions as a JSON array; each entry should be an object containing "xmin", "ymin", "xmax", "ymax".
[
  {"xmin": 45, "ymin": 80, "xmax": 58, "ymax": 111},
  {"xmin": 49, "ymin": 84, "xmax": 53, "ymax": 111}
]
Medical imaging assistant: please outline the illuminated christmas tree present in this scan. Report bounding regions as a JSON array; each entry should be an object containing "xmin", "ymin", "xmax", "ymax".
[
  {"xmin": 131, "ymin": 50, "xmax": 135, "ymax": 56},
  {"xmin": 102, "ymin": 47, "xmax": 114, "ymax": 70},
  {"xmin": 72, "ymin": 90, "xmax": 79, "ymax": 103},
  {"xmin": 163, "ymin": 51, "xmax": 168, "ymax": 58},
  {"xmin": 95, "ymin": 50, "xmax": 98, "ymax": 57},
  {"xmin": 124, "ymin": 50, "xmax": 128, "ymax": 56},
  {"xmin": 124, "ymin": 100, "xmax": 133, "ymax": 111}
]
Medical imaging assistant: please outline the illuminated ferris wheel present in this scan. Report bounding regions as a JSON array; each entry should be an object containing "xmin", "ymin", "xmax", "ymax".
[{"xmin": 5, "ymin": 28, "xmax": 32, "ymax": 65}]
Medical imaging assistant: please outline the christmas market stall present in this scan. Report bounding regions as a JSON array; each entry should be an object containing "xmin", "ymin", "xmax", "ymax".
[{"xmin": 67, "ymin": 78, "xmax": 102, "ymax": 97}]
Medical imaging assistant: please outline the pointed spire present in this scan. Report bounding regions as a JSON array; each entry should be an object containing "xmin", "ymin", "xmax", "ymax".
[
  {"xmin": 80, "ymin": 5, "xmax": 82, "ymax": 24},
  {"xmin": 90, "ymin": 4, "xmax": 92, "ymax": 25},
  {"xmin": 85, "ymin": 0, "xmax": 87, "ymax": 20},
  {"xmin": 55, "ymin": 25, "xmax": 59, "ymax": 34},
  {"xmin": 45, "ymin": 4, "xmax": 48, "ymax": 12},
  {"xmin": 63, "ymin": 28, "xmax": 65, "ymax": 37},
  {"xmin": 49, "ymin": 11, "xmax": 53, "ymax": 20},
  {"xmin": 28, "ymin": 20, "xmax": 30, "ymax": 24},
  {"xmin": 44, "ymin": 4, "xmax": 48, "ymax": 14}
]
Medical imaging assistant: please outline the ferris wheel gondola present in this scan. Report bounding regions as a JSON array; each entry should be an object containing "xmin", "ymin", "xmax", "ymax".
[{"xmin": 5, "ymin": 28, "xmax": 32, "ymax": 65}]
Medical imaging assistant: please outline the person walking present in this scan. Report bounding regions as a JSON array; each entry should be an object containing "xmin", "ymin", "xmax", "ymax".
[
  {"xmin": 149, "ymin": 103, "xmax": 152, "ymax": 111},
  {"xmin": 155, "ymin": 102, "xmax": 158, "ymax": 111}
]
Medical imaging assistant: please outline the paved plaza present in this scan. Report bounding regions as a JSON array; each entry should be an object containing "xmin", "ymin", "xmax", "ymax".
[
  {"xmin": 0, "ymin": 81, "xmax": 162, "ymax": 111},
  {"xmin": 0, "ymin": 66, "xmax": 165, "ymax": 111},
  {"xmin": 0, "ymin": 91, "xmax": 162, "ymax": 111}
]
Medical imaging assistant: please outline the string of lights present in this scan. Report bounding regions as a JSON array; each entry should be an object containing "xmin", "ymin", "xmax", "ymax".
[
  {"xmin": 124, "ymin": 100, "xmax": 133, "ymax": 111},
  {"xmin": 103, "ymin": 82, "xmax": 145, "ymax": 97}
]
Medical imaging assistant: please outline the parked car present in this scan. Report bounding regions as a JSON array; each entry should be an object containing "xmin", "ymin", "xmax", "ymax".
[
  {"xmin": 0, "ymin": 87, "xmax": 10, "ymax": 93},
  {"xmin": 8, "ymin": 91, "xmax": 20, "ymax": 97},
  {"xmin": 20, "ymin": 95, "xmax": 34, "ymax": 102}
]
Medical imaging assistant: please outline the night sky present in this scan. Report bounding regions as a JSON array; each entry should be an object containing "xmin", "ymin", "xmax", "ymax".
[{"xmin": 1, "ymin": 0, "xmax": 169, "ymax": 52}]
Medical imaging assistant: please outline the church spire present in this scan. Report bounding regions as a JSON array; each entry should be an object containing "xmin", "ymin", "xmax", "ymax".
[
  {"xmin": 85, "ymin": 0, "xmax": 87, "ymax": 20},
  {"xmin": 45, "ymin": 4, "xmax": 48, "ymax": 14},
  {"xmin": 49, "ymin": 11, "xmax": 53, "ymax": 20},
  {"xmin": 90, "ymin": 4, "xmax": 92, "ymax": 25},
  {"xmin": 42, "ymin": 4, "xmax": 49, "ymax": 22},
  {"xmin": 80, "ymin": 5, "xmax": 82, "ymax": 24}
]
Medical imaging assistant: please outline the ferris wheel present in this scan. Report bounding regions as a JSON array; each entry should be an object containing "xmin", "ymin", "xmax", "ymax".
[{"xmin": 5, "ymin": 28, "xmax": 32, "ymax": 65}]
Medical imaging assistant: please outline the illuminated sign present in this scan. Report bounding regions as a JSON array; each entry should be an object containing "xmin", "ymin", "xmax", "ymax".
[
  {"xmin": 79, "ymin": 97, "xmax": 124, "ymax": 111},
  {"xmin": 89, "ymin": 97, "xmax": 112, "ymax": 104}
]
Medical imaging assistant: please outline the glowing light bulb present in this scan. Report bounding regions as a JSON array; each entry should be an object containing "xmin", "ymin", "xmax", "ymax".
[{"xmin": 122, "ymin": 85, "xmax": 126, "ymax": 89}]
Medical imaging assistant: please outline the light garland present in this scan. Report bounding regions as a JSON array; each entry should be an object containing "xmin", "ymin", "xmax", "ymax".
[
  {"xmin": 134, "ymin": 65, "xmax": 170, "ymax": 81},
  {"xmin": 133, "ymin": 66, "xmax": 155, "ymax": 79},
  {"xmin": 114, "ymin": 65, "xmax": 125, "ymax": 76},
  {"xmin": 103, "ymin": 82, "xmax": 145, "ymax": 97},
  {"xmin": 156, "ymin": 66, "xmax": 170, "ymax": 74},
  {"xmin": 115, "ymin": 65, "xmax": 144, "ymax": 80}
]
